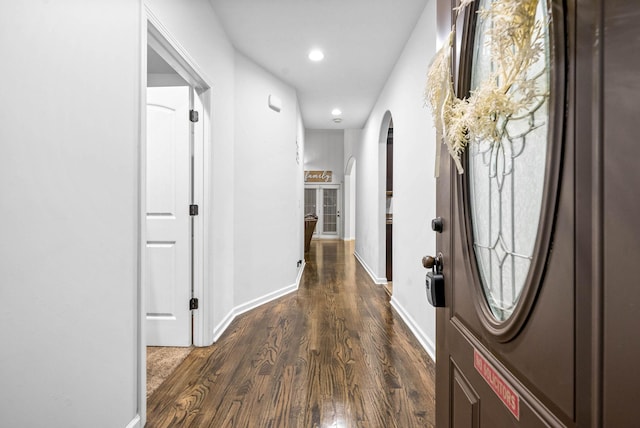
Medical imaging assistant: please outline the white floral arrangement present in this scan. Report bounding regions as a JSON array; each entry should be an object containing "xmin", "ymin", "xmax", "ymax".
[{"xmin": 425, "ymin": 0, "xmax": 548, "ymax": 174}]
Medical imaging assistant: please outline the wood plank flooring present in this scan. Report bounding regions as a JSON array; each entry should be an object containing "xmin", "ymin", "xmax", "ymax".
[{"xmin": 147, "ymin": 240, "xmax": 436, "ymax": 427}]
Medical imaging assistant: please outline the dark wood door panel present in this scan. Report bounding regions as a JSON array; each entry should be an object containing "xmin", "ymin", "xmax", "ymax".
[
  {"xmin": 448, "ymin": 173, "xmax": 575, "ymax": 421},
  {"xmin": 437, "ymin": 0, "xmax": 640, "ymax": 425},
  {"xmin": 451, "ymin": 363, "xmax": 480, "ymax": 428},
  {"xmin": 602, "ymin": 1, "xmax": 640, "ymax": 426},
  {"xmin": 435, "ymin": 0, "xmax": 580, "ymax": 426},
  {"xmin": 449, "ymin": 320, "xmax": 567, "ymax": 427}
]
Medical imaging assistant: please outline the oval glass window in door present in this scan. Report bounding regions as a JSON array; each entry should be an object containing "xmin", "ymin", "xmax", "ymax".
[{"xmin": 467, "ymin": 0, "xmax": 551, "ymax": 321}]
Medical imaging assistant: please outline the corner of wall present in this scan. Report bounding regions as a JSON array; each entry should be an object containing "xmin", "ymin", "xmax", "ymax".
[
  {"xmin": 213, "ymin": 261, "xmax": 306, "ymax": 342},
  {"xmin": 390, "ymin": 297, "xmax": 436, "ymax": 362},
  {"xmin": 354, "ymin": 250, "xmax": 388, "ymax": 285}
]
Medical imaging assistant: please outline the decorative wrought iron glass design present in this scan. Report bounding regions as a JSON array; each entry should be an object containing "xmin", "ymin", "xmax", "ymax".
[
  {"xmin": 304, "ymin": 188, "xmax": 317, "ymax": 216},
  {"xmin": 468, "ymin": 0, "xmax": 550, "ymax": 321},
  {"xmin": 323, "ymin": 188, "xmax": 338, "ymax": 233}
]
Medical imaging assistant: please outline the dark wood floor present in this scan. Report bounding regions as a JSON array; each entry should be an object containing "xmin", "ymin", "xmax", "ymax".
[{"xmin": 147, "ymin": 240, "xmax": 436, "ymax": 427}]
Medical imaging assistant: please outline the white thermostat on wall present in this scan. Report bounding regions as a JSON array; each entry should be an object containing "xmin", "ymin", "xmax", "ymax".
[{"xmin": 268, "ymin": 94, "xmax": 282, "ymax": 112}]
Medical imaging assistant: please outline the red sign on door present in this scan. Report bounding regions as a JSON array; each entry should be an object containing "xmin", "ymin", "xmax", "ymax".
[{"xmin": 474, "ymin": 349, "xmax": 520, "ymax": 420}]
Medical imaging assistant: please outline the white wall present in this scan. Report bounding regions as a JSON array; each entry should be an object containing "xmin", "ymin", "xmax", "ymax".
[
  {"xmin": 354, "ymin": 0, "xmax": 438, "ymax": 358},
  {"xmin": 145, "ymin": 0, "xmax": 237, "ymax": 344},
  {"xmin": 234, "ymin": 52, "xmax": 304, "ymax": 307},
  {"xmin": 344, "ymin": 162, "xmax": 357, "ymax": 240},
  {"xmin": 0, "ymin": 2, "xmax": 140, "ymax": 427},
  {"xmin": 304, "ymin": 130, "xmax": 345, "ymax": 184}
]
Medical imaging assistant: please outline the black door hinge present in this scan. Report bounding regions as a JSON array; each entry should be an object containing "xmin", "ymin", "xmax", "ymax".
[
  {"xmin": 189, "ymin": 298, "xmax": 199, "ymax": 310},
  {"xmin": 189, "ymin": 204, "xmax": 199, "ymax": 216},
  {"xmin": 189, "ymin": 110, "xmax": 199, "ymax": 123}
]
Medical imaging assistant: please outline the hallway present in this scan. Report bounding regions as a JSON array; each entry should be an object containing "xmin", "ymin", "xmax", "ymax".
[{"xmin": 147, "ymin": 240, "xmax": 436, "ymax": 427}]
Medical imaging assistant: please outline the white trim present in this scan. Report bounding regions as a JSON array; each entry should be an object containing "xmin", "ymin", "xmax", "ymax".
[
  {"xmin": 145, "ymin": 7, "xmax": 213, "ymax": 88},
  {"xmin": 125, "ymin": 414, "xmax": 141, "ymax": 428},
  {"xmin": 212, "ymin": 307, "xmax": 237, "ymax": 343},
  {"xmin": 213, "ymin": 262, "xmax": 306, "ymax": 342},
  {"xmin": 390, "ymin": 296, "xmax": 436, "ymax": 362},
  {"xmin": 201, "ymin": 84, "xmax": 213, "ymax": 345},
  {"xmin": 235, "ymin": 283, "xmax": 299, "ymax": 316},
  {"xmin": 354, "ymin": 250, "xmax": 388, "ymax": 285},
  {"xmin": 213, "ymin": 285, "xmax": 298, "ymax": 341},
  {"xmin": 137, "ymin": 2, "xmax": 147, "ymax": 425},
  {"xmin": 191, "ymin": 87, "xmax": 207, "ymax": 347}
]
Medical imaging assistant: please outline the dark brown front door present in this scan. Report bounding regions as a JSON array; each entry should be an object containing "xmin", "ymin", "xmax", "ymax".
[{"xmin": 433, "ymin": 0, "xmax": 640, "ymax": 426}]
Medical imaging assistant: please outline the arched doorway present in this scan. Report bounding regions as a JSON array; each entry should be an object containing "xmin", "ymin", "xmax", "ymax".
[
  {"xmin": 378, "ymin": 111, "xmax": 394, "ymax": 295},
  {"xmin": 385, "ymin": 119, "xmax": 393, "ymax": 294}
]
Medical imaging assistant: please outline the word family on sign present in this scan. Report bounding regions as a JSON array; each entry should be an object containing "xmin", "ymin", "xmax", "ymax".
[{"xmin": 305, "ymin": 170, "xmax": 333, "ymax": 183}]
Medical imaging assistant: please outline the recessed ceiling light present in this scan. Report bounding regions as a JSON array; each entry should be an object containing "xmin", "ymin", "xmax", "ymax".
[
  {"xmin": 331, "ymin": 108, "xmax": 342, "ymax": 116},
  {"xmin": 308, "ymin": 49, "xmax": 324, "ymax": 62},
  {"xmin": 333, "ymin": 118, "xmax": 343, "ymax": 123}
]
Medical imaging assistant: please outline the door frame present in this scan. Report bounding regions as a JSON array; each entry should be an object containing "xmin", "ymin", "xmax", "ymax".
[
  {"xmin": 138, "ymin": 6, "xmax": 213, "ymax": 424},
  {"xmin": 378, "ymin": 111, "xmax": 393, "ymax": 283},
  {"xmin": 305, "ymin": 184, "xmax": 342, "ymax": 239}
]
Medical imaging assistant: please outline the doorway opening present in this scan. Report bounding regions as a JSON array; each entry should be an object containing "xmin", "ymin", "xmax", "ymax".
[
  {"xmin": 140, "ymin": 15, "xmax": 213, "ymax": 421},
  {"xmin": 304, "ymin": 184, "xmax": 342, "ymax": 239},
  {"xmin": 383, "ymin": 117, "xmax": 394, "ymax": 295}
]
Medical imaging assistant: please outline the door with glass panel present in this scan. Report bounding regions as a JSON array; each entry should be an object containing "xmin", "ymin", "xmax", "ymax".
[
  {"xmin": 304, "ymin": 185, "xmax": 341, "ymax": 239},
  {"xmin": 431, "ymin": 0, "xmax": 596, "ymax": 426}
]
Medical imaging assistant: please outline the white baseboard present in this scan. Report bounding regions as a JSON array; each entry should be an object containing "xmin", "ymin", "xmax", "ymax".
[
  {"xmin": 234, "ymin": 282, "xmax": 298, "ymax": 317},
  {"xmin": 213, "ymin": 261, "xmax": 306, "ymax": 342},
  {"xmin": 212, "ymin": 306, "xmax": 236, "ymax": 342},
  {"xmin": 353, "ymin": 251, "xmax": 387, "ymax": 285},
  {"xmin": 125, "ymin": 415, "xmax": 141, "ymax": 428},
  {"xmin": 390, "ymin": 296, "xmax": 436, "ymax": 362}
]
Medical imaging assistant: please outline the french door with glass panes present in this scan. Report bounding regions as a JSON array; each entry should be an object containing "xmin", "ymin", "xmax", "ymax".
[{"xmin": 304, "ymin": 185, "xmax": 341, "ymax": 239}]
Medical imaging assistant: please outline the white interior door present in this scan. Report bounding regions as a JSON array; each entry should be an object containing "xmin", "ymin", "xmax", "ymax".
[{"xmin": 146, "ymin": 86, "xmax": 191, "ymax": 347}]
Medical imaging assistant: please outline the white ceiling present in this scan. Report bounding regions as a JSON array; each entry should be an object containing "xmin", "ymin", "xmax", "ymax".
[{"xmin": 209, "ymin": 0, "xmax": 428, "ymax": 129}]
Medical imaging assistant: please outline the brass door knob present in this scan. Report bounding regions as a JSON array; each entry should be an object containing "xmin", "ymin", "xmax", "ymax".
[{"xmin": 422, "ymin": 256, "xmax": 436, "ymax": 269}]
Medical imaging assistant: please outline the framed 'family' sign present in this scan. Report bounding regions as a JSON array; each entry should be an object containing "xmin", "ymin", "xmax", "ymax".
[{"xmin": 305, "ymin": 170, "xmax": 332, "ymax": 183}]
